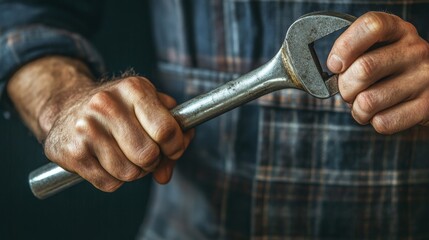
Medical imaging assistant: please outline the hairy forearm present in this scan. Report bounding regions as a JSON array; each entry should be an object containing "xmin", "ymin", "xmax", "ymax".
[
  {"xmin": 7, "ymin": 56, "xmax": 95, "ymax": 141},
  {"xmin": 7, "ymin": 55, "xmax": 193, "ymax": 190}
]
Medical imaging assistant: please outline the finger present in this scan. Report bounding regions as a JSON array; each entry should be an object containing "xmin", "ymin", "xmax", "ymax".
[
  {"xmin": 43, "ymin": 113, "xmax": 124, "ymax": 192},
  {"xmin": 152, "ymin": 158, "xmax": 176, "ymax": 184},
  {"xmin": 91, "ymin": 127, "xmax": 148, "ymax": 182},
  {"xmin": 86, "ymin": 89, "xmax": 161, "ymax": 172},
  {"xmin": 157, "ymin": 92, "xmax": 177, "ymax": 109},
  {"xmin": 151, "ymin": 130, "xmax": 194, "ymax": 184},
  {"xmin": 350, "ymin": 73, "xmax": 419, "ymax": 125},
  {"xmin": 123, "ymin": 78, "xmax": 186, "ymax": 160},
  {"xmin": 370, "ymin": 98, "xmax": 429, "ymax": 135},
  {"xmin": 71, "ymin": 112, "xmax": 146, "ymax": 182},
  {"xmin": 155, "ymin": 92, "xmax": 195, "ymax": 160},
  {"xmin": 73, "ymin": 155, "xmax": 124, "ymax": 192},
  {"xmin": 338, "ymin": 41, "xmax": 409, "ymax": 102},
  {"xmin": 328, "ymin": 12, "xmax": 407, "ymax": 73},
  {"xmin": 158, "ymin": 93, "xmax": 196, "ymax": 155}
]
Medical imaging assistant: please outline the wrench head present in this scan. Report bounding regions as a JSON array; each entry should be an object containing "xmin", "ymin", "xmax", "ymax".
[{"xmin": 283, "ymin": 11, "xmax": 356, "ymax": 98}]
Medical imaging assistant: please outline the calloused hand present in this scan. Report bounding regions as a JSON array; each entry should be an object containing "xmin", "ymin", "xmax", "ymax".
[
  {"xmin": 328, "ymin": 11, "xmax": 429, "ymax": 134},
  {"xmin": 13, "ymin": 60, "xmax": 194, "ymax": 192},
  {"xmin": 41, "ymin": 75, "xmax": 194, "ymax": 192},
  {"xmin": 8, "ymin": 56, "xmax": 194, "ymax": 192},
  {"xmin": 41, "ymin": 77, "xmax": 193, "ymax": 192}
]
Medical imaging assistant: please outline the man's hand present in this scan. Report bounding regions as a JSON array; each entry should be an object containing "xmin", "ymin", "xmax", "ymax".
[
  {"xmin": 328, "ymin": 12, "xmax": 429, "ymax": 134},
  {"xmin": 7, "ymin": 56, "xmax": 193, "ymax": 192}
]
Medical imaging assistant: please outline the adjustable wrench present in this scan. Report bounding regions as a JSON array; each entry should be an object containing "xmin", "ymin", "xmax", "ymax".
[{"xmin": 29, "ymin": 11, "xmax": 356, "ymax": 199}]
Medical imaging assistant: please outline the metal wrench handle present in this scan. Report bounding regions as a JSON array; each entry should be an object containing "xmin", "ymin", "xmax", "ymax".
[
  {"xmin": 29, "ymin": 11, "xmax": 355, "ymax": 199},
  {"xmin": 29, "ymin": 50, "xmax": 296, "ymax": 199}
]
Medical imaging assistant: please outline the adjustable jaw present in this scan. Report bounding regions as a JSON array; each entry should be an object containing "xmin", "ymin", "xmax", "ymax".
[{"xmin": 283, "ymin": 11, "xmax": 356, "ymax": 98}]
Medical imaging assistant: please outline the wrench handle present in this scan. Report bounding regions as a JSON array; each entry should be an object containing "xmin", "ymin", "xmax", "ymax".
[
  {"xmin": 29, "ymin": 162, "xmax": 84, "ymax": 199},
  {"xmin": 29, "ymin": 51, "xmax": 292, "ymax": 199}
]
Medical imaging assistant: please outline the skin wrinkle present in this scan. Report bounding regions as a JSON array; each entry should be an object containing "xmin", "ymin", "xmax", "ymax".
[
  {"xmin": 340, "ymin": 37, "xmax": 408, "ymax": 103},
  {"xmin": 91, "ymin": 81, "xmax": 165, "ymax": 172},
  {"xmin": 85, "ymin": 87, "xmax": 155, "ymax": 169},
  {"xmin": 328, "ymin": 12, "xmax": 429, "ymax": 135},
  {"xmin": 96, "ymin": 77, "xmax": 180, "ymax": 174},
  {"xmin": 8, "ymin": 55, "xmax": 193, "ymax": 191},
  {"xmin": 8, "ymin": 9, "xmax": 429, "ymax": 199},
  {"xmin": 130, "ymin": 84, "xmax": 186, "ymax": 160}
]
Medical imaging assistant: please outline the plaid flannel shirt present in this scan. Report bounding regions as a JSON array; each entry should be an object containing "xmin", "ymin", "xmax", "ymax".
[{"xmin": 1, "ymin": 0, "xmax": 429, "ymax": 239}]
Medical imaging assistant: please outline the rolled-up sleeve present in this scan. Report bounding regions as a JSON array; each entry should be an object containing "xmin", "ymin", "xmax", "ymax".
[{"xmin": 0, "ymin": 0, "xmax": 105, "ymax": 117}]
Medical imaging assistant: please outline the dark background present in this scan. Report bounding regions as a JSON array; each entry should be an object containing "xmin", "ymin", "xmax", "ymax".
[{"xmin": 0, "ymin": 1, "xmax": 156, "ymax": 239}]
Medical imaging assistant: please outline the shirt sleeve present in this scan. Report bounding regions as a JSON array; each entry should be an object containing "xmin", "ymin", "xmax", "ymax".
[{"xmin": 0, "ymin": 0, "xmax": 106, "ymax": 117}]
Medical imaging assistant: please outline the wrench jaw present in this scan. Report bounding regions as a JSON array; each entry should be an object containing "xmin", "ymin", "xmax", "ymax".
[
  {"xmin": 324, "ymin": 75, "xmax": 339, "ymax": 97},
  {"xmin": 283, "ymin": 11, "xmax": 356, "ymax": 99}
]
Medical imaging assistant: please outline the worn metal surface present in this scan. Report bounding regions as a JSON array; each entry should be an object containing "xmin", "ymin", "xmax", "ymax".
[
  {"xmin": 285, "ymin": 11, "xmax": 356, "ymax": 98},
  {"xmin": 29, "ymin": 11, "xmax": 356, "ymax": 199}
]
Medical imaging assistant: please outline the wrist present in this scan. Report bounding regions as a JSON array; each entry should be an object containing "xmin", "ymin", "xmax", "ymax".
[
  {"xmin": 7, "ymin": 56, "xmax": 96, "ymax": 141},
  {"xmin": 38, "ymin": 83, "xmax": 94, "ymax": 139}
]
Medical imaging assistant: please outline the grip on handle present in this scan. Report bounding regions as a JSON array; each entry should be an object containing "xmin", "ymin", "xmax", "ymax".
[
  {"xmin": 29, "ymin": 50, "xmax": 288, "ymax": 199},
  {"xmin": 29, "ymin": 162, "xmax": 83, "ymax": 199}
]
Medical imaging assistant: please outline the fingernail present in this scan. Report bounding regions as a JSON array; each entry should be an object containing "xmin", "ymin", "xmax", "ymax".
[{"xmin": 328, "ymin": 54, "xmax": 343, "ymax": 73}]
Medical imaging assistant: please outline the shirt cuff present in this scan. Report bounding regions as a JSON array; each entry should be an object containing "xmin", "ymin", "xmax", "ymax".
[{"xmin": 0, "ymin": 24, "xmax": 105, "ymax": 119}]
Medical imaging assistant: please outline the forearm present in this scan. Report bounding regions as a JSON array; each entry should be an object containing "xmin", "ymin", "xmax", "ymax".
[
  {"xmin": 7, "ymin": 56, "xmax": 95, "ymax": 141},
  {"xmin": 0, "ymin": 2, "xmax": 106, "ymax": 133}
]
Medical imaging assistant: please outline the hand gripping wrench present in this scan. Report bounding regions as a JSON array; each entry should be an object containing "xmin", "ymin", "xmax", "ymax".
[{"xmin": 29, "ymin": 11, "xmax": 356, "ymax": 199}]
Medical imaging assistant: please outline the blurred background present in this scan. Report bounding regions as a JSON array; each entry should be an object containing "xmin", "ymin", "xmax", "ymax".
[{"xmin": 0, "ymin": 1, "xmax": 156, "ymax": 239}]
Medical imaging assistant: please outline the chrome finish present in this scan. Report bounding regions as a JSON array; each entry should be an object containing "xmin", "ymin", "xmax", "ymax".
[{"xmin": 29, "ymin": 162, "xmax": 83, "ymax": 199}]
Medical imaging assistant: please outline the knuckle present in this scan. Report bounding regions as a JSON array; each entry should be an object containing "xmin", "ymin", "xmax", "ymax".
[
  {"xmin": 100, "ymin": 153, "xmax": 141, "ymax": 182},
  {"xmin": 64, "ymin": 142, "xmax": 87, "ymax": 164},
  {"xmin": 80, "ymin": 165, "xmax": 123, "ymax": 192},
  {"xmin": 98, "ymin": 180, "xmax": 122, "ymax": 193},
  {"xmin": 88, "ymin": 91, "xmax": 122, "ymax": 117},
  {"xmin": 117, "ymin": 166, "xmax": 141, "ymax": 182},
  {"xmin": 403, "ymin": 21, "xmax": 418, "ymax": 34},
  {"xmin": 57, "ymin": 141, "xmax": 88, "ymax": 168},
  {"xmin": 355, "ymin": 56, "xmax": 375, "ymax": 81},
  {"xmin": 361, "ymin": 12, "xmax": 385, "ymax": 35},
  {"xmin": 355, "ymin": 91, "xmax": 377, "ymax": 114},
  {"xmin": 153, "ymin": 121, "xmax": 178, "ymax": 144},
  {"xmin": 74, "ymin": 118, "xmax": 103, "ymax": 148},
  {"xmin": 88, "ymin": 171, "xmax": 123, "ymax": 192},
  {"xmin": 121, "ymin": 76, "xmax": 154, "ymax": 92},
  {"xmin": 88, "ymin": 91, "xmax": 114, "ymax": 110},
  {"xmin": 75, "ymin": 116, "xmax": 97, "ymax": 136},
  {"xmin": 136, "ymin": 144, "xmax": 160, "ymax": 170},
  {"xmin": 43, "ymin": 134, "xmax": 89, "ymax": 172},
  {"xmin": 122, "ymin": 76, "xmax": 142, "ymax": 89}
]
